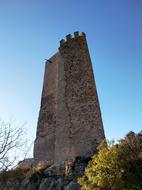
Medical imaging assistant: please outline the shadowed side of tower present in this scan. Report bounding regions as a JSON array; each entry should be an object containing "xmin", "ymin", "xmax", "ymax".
[
  {"xmin": 34, "ymin": 32, "xmax": 105, "ymax": 163},
  {"xmin": 34, "ymin": 53, "xmax": 60, "ymax": 161}
]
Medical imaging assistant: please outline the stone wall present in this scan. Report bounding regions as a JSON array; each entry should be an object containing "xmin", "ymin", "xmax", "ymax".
[
  {"xmin": 34, "ymin": 53, "xmax": 59, "ymax": 161},
  {"xmin": 34, "ymin": 32, "xmax": 105, "ymax": 163}
]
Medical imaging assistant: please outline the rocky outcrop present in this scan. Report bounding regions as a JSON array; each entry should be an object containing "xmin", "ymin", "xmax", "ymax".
[{"xmin": 0, "ymin": 155, "xmax": 92, "ymax": 190}]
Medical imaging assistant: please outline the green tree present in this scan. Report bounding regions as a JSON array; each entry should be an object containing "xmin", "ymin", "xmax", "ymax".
[{"xmin": 79, "ymin": 132, "xmax": 142, "ymax": 190}]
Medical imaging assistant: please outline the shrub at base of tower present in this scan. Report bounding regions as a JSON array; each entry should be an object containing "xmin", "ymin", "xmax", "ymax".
[{"xmin": 78, "ymin": 131, "xmax": 142, "ymax": 190}]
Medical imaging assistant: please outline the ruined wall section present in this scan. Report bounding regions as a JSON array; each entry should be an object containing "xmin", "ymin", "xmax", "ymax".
[
  {"xmin": 58, "ymin": 32, "xmax": 105, "ymax": 161},
  {"xmin": 34, "ymin": 53, "xmax": 60, "ymax": 161}
]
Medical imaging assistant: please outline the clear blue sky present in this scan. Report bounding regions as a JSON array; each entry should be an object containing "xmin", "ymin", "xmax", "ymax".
[{"xmin": 0, "ymin": 0, "xmax": 142, "ymax": 144}]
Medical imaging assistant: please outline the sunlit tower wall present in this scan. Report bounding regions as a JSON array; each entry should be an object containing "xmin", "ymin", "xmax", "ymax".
[{"xmin": 34, "ymin": 32, "xmax": 105, "ymax": 163}]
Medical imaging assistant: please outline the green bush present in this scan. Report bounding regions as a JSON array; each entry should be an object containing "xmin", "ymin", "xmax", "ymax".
[{"xmin": 79, "ymin": 131, "xmax": 142, "ymax": 190}]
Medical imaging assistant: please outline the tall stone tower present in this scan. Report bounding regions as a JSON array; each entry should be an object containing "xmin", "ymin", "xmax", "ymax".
[{"xmin": 34, "ymin": 32, "xmax": 105, "ymax": 163}]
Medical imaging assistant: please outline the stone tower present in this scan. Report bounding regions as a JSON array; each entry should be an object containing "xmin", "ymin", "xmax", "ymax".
[{"xmin": 34, "ymin": 32, "xmax": 105, "ymax": 163}]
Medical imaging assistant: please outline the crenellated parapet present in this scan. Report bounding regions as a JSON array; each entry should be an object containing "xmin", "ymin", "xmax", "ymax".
[{"xmin": 59, "ymin": 31, "xmax": 86, "ymax": 48}]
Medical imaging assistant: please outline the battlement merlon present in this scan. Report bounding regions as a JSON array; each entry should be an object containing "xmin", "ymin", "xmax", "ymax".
[{"xmin": 59, "ymin": 31, "xmax": 86, "ymax": 48}]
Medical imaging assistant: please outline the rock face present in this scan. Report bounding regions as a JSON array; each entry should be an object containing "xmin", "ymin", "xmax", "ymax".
[
  {"xmin": 0, "ymin": 156, "xmax": 90, "ymax": 190},
  {"xmin": 34, "ymin": 31, "xmax": 105, "ymax": 163}
]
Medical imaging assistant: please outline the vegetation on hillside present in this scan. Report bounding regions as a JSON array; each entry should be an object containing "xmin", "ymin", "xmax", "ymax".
[{"xmin": 79, "ymin": 131, "xmax": 142, "ymax": 190}]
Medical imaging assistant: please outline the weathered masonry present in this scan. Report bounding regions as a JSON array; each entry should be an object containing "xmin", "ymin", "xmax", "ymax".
[{"xmin": 34, "ymin": 32, "xmax": 105, "ymax": 163}]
